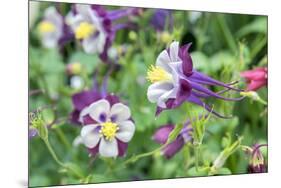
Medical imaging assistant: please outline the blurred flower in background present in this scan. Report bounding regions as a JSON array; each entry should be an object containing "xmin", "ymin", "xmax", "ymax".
[
  {"xmin": 241, "ymin": 67, "xmax": 267, "ymax": 91},
  {"xmin": 37, "ymin": 7, "xmax": 64, "ymax": 48},
  {"xmin": 150, "ymin": 9, "xmax": 173, "ymax": 32},
  {"xmin": 66, "ymin": 4, "xmax": 141, "ymax": 63}
]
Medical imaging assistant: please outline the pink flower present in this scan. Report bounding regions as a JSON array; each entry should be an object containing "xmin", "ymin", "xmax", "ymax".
[{"xmin": 241, "ymin": 67, "xmax": 267, "ymax": 91}]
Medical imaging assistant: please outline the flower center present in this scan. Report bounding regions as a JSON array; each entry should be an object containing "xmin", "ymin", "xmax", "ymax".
[
  {"xmin": 38, "ymin": 21, "xmax": 56, "ymax": 33},
  {"xmin": 146, "ymin": 65, "xmax": 172, "ymax": 83},
  {"xmin": 100, "ymin": 121, "xmax": 119, "ymax": 141},
  {"xmin": 75, "ymin": 22, "xmax": 96, "ymax": 40}
]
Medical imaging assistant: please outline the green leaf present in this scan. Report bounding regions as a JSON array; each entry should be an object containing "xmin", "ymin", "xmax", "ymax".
[{"xmin": 237, "ymin": 17, "xmax": 267, "ymax": 37}]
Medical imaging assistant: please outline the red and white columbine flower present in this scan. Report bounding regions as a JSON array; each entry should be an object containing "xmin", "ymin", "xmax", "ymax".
[{"xmin": 80, "ymin": 99, "xmax": 135, "ymax": 157}]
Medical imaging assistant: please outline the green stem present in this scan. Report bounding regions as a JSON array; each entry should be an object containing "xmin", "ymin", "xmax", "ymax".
[
  {"xmin": 44, "ymin": 139, "xmax": 66, "ymax": 167},
  {"xmin": 55, "ymin": 127, "xmax": 72, "ymax": 151},
  {"xmin": 194, "ymin": 146, "xmax": 200, "ymax": 172},
  {"xmin": 124, "ymin": 144, "xmax": 166, "ymax": 165},
  {"xmin": 43, "ymin": 139, "xmax": 84, "ymax": 179}
]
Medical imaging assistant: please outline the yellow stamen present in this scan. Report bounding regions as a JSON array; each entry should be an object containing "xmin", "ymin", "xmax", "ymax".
[
  {"xmin": 75, "ymin": 22, "xmax": 96, "ymax": 40},
  {"xmin": 146, "ymin": 65, "xmax": 172, "ymax": 83},
  {"xmin": 100, "ymin": 121, "xmax": 119, "ymax": 141},
  {"xmin": 38, "ymin": 21, "xmax": 56, "ymax": 33}
]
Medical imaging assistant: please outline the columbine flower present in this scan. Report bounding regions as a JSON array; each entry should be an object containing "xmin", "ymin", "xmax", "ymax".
[
  {"xmin": 80, "ymin": 99, "xmax": 135, "ymax": 157},
  {"xmin": 244, "ymin": 143, "xmax": 267, "ymax": 173},
  {"xmin": 153, "ymin": 121, "xmax": 192, "ymax": 159},
  {"xmin": 146, "ymin": 41, "xmax": 243, "ymax": 118},
  {"xmin": 240, "ymin": 67, "xmax": 267, "ymax": 91},
  {"xmin": 66, "ymin": 4, "xmax": 141, "ymax": 62},
  {"xmin": 70, "ymin": 68, "xmax": 121, "ymax": 126},
  {"xmin": 37, "ymin": 7, "xmax": 64, "ymax": 48}
]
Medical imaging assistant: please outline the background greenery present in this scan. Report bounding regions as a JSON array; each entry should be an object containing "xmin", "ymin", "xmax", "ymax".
[{"xmin": 29, "ymin": 2, "xmax": 268, "ymax": 187}]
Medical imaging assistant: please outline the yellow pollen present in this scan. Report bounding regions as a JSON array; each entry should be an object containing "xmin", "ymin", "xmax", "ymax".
[
  {"xmin": 38, "ymin": 21, "xmax": 56, "ymax": 33},
  {"xmin": 100, "ymin": 121, "xmax": 119, "ymax": 141},
  {"xmin": 75, "ymin": 22, "xmax": 96, "ymax": 40},
  {"xmin": 146, "ymin": 65, "xmax": 172, "ymax": 83}
]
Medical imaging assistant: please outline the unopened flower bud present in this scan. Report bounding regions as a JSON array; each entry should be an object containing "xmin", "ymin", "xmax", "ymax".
[
  {"xmin": 160, "ymin": 31, "xmax": 172, "ymax": 44},
  {"xmin": 29, "ymin": 111, "xmax": 48, "ymax": 140},
  {"xmin": 66, "ymin": 62, "xmax": 82, "ymax": 75}
]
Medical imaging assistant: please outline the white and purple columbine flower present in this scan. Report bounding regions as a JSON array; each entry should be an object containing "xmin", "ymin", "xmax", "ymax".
[
  {"xmin": 37, "ymin": 7, "xmax": 64, "ymax": 48},
  {"xmin": 79, "ymin": 98, "xmax": 135, "ymax": 157},
  {"xmin": 153, "ymin": 121, "xmax": 192, "ymax": 159},
  {"xmin": 146, "ymin": 41, "xmax": 244, "ymax": 118},
  {"xmin": 66, "ymin": 4, "xmax": 141, "ymax": 63}
]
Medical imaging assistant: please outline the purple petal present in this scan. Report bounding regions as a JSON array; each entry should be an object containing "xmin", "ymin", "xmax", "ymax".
[
  {"xmin": 70, "ymin": 110, "xmax": 81, "ymax": 125},
  {"xmin": 83, "ymin": 115, "xmax": 98, "ymax": 125},
  {"xmin": 105, "ymin": 94, "xmax": 120, "ymax": 106},
  {"xmin": 187, "ymin": 93, "xmax": 232, "ymax": 118},
  {"xmin": 117, "ymin": 140, "xmax": 128, "ymax": 157},
  {"xmin": 190, "ymin": 71, "xmax": 243, "ymax": 92},
  {"xmin": 162, "ymin": 137, "xmax": 184, "ymax": 159},
  {"xmin": 91, "ymin": 5, "xmax": 107, "ymax": 17},
  {"xmin": 72, "ymin": 90, "xmax": 101, "ymax": 111},
  {"xmin": 29, "ymin": 128, "xmax": 38, "ymax": 138},
  {"xmin": 179, "ymin": 43, "xmax": 193, "ymax": 76},
  {"xmin": 107, "ymin": 8, "xmax": 141, "ymax": 20},
  {"xmin": 88, "ymin": 143, "xmax": 100, "ymax": 156},
  {"xmin": 189, "ymin": 80, "xmax": 244, "ymax": 101},
  {"xmin": 175, "ymin": 79, "xmax": 192, "ymax": 106},
  {"xmin": 153, "ymin": 124, "xmax": 175, "ymax": 144},
  {"xmin": 150, "ymin": 9, "xmax": 172, "ymax": 31}
]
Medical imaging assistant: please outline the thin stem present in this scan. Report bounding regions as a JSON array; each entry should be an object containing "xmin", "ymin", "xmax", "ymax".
[
  {"xmin": 44, "ymin": 139, "xmax": 66, "ymax": 167},
  {"xmin": 43, "ymin": 139, "xmax": 84, "ymax": 179},
  {"xmin": 124, "ymin": 144, "xmax": 166, "ymax": 165},
  {"xmin": 194, "ymin": 146, "xmax": 200, "ymax": 172},
  {"xmin": 55, "ymin": 127, "xmax": 72, "ymax": 151}
]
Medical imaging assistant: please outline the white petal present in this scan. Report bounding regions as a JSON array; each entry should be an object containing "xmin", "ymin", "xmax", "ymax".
[
  {"xmin": 147, "ymin": 81, "xmax": 174, "ymax": 103},
  {"xmin": 78, "ymin": 107, "xmax": 89, "ymax": 123},
  {"xmin": 88, "ymin": 99, "xmax": 110, "ymax": 122},
  {"xmin": 81, "ymin": 125, "xmax": 100, "ymax": 148},
  {"xmin": 156, "ymin": 50, "xmax": 172, "ymax": 72},
  {"xmin": 157, "ymin": 88, "xmax": 177, "ymax": 108},
  {"xmin": 110, "ymin": 103, "xmax": 131, "ymax": 123},
  {"xmin": 82, "ymin": 37, "xmax": 99, "ymax": 54},
  {"xmin": 169, "ymin": 41, "xmax": 180, "ymax": 62},
  {"xmin": 99, "ymin": 137, "xmax": 118, "ymax": 157},
  {"xmin": 75, "ymin": 4, "xmax": 92, "ymax": 21},
  {"xmin": 116, "ymin": 121, "xmax": 135, "ymax": 142}
]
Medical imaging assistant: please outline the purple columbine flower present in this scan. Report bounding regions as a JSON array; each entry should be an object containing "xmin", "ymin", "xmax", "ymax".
[
  {"xmin": 79, "ymin": 98, "xmax": 135, "ymax": 158},
  {"xmin": 153, "ymin": 121, "xmax": 192, "ymax": 159},
  {"xmin": 245, "ymin": 143, "xmax": 267, "ymax": 173},
  {"xmin": 66, "ymin": 4, "xmax": 141, "ymax": 63},
  {"xmin": 37, "ymin": 6, "xmax": 64, "ymax": 48},
  {"xmin": 146, "ymin": 41, "xmax": 243, "ymax": 118},
  {"xmin": 150, "ymin": 9, "xmax": 173, "ymax": 32}
]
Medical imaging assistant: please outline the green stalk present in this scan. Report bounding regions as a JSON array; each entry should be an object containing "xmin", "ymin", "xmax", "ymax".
[
  {"xmin": 194, "ymin": 146, "xmax": 201, "ymax": 172},
  {"xmin": 43, "ymin": 138, "xmax": 84, "ymax": 180}
]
